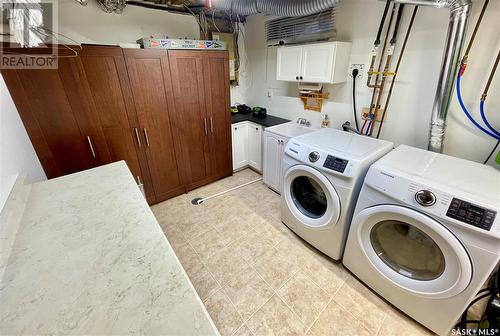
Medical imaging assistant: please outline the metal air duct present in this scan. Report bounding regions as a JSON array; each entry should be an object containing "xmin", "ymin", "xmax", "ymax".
[
  {"xmin": 211, "ymin": 0, "xmax": 341, "ymax": 17},
  {"xmin": 394, "ymin": 0, "xmax": 472, "ymax": 153}
]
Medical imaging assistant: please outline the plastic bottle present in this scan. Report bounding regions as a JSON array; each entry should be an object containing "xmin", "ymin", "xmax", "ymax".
[{"xmin": 321, "ymin": 114, "xmax": 330, "ymax": 128}]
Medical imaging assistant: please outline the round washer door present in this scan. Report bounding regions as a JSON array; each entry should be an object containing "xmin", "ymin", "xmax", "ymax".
[
  {"xmin": 354, "ymin": 204, "xmax": 472, "ymax": 299},
  {"xmin": 283, "ymin": 165, "xmax": 341, "ymax": 229}
]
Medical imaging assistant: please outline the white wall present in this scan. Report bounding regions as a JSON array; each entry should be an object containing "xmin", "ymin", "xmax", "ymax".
[
  {"xmin": 241, "ymin": 0, "xmax": 500, "ymax": 165},
  {"xmin": 0, "ymin": 74, "xmax": 46, "ymax": 211},
  {"xmin": 57, "ymin": 0, "xmax": 200, "ymax": 45}
]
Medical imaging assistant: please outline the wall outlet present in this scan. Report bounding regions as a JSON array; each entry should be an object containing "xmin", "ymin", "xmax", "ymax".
[{"xmin": 349, "ymin": 64, "xmax": 364, "ymax": 79}]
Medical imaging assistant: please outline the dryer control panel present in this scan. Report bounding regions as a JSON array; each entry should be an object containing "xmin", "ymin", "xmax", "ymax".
[
  {"xmin": 323, "ymin": 155, "xmax": 349, "ymax": 173},
  {"xmin": 446, "ymin": 198, "xmax": 497, "ymax": 231}
]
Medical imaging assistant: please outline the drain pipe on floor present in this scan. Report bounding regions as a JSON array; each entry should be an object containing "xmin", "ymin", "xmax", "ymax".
[{"xmin": 394, "ymin": 0, "xmax": 471, "ymax": 153}]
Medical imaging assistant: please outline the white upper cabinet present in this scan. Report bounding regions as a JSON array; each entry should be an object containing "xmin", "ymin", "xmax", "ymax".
[
  {"xmin": 301, "ymin": 43, "xmax": 335, "ymax": 82},
  {"xmin": 276, "ymin": 46, "xmax": 303, "ymax": 81},
  {"xmin": 276, "ymin": 42, "xmax": 352, "ymax": 84}
]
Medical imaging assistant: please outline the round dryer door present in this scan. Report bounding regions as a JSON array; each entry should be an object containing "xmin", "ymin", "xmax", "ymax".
[
  {"xmin": 354, "ymin": 205, "xmax": 472, "ymax": 299},
  {"xmin": 283, "ymin": 165, "xmax": 340, "ymax": 229}
]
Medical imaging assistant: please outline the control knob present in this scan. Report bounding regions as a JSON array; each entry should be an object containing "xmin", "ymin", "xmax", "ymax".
[
  {"xmin": 415, "ymin": 190, "xmax": 436, "ymax": 207},
  {"xmin": 309, "ymin": 151, "xmax": 320, "ymax": 163}
]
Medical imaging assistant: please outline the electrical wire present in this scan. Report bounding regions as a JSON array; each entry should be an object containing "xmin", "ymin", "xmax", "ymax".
[
  {"xmin": 483, "ymin": 141, "xmax": 499, "ymax": 164},
  {"xmin": 376, "ymin": 6, "xmax": 418, "ymax": 139},
  {"xmin": 212, "ymin": 9, "xmax": 221, "ymax": 32},
  {"xmin": 456, "ymin": 67, "xmax": 500, "ymax": 140},
  {"xmin": 459, "ymin": 292, "xmax": 495, "ymax": 330}
]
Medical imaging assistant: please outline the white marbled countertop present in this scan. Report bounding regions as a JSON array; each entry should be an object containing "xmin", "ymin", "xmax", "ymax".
[{"xmin": 0, "ymin": 161, "xmax": 218, "ymax": 335}]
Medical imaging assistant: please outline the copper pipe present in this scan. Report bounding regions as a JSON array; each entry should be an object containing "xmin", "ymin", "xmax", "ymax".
[
  {"xmin": 369, "ymin": 53, "xmax": 394, "ymax": 135},
  {"xmin": 365, "ymin": 3, "xmax": 396, "ymax": 130},
  {"xmin": 461, "ymin": 0, "xmax": 489, "ymax": 74},
  {"xmin": 481, "ymin": 50, "xmax": 500, "ymax": 101},
  {"xmin": 377, "ymin": 6, "xmax": 419, "ymax": 139},
  {"xmin": 367, "ymin": 3, "xmax": 396, "ymax": 89},
  {"xmin": 366, "ymin": 54, "xmax": 377, "ymax": 87},
  {"xmin": 395, "ymin": 0, "xmax": 472, "ymax": 153}
]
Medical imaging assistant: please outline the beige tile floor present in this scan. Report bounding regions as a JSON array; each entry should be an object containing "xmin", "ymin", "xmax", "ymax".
[{"xmin": 151, "ymin": 169, "xmax": 434, "ymax": 336}]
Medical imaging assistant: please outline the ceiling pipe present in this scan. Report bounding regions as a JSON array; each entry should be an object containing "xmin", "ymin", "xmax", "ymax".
[{"xmin": 394, "ymin": 0, "xmax": 471, "ymax": 153}]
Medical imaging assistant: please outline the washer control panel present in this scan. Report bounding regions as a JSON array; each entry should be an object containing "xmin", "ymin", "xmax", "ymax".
[
  {"xmin": 323, "ymin": 155, "xmax": 348, "ymax": 173},
  {"xmin": 446, "ymin": 198, "xmax": 497, "ymax": 231}
]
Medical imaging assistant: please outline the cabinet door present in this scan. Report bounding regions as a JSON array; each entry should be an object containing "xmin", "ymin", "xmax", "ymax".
[
  {"xmin": 248, "ymin": 123, "xmax": 262, "ymax": 171},
  {"xmin": 2, "ymin": 58, "xmax": 110, "ymax": 177},
  {"xmin": 80, "ymin": 45, "xmax": 155, "ymax": 202},
  {"xmin": 202, "ymin": 51, "xmax": 232, "ymax": 180},
  {"xmin": 232, "ymin": 123, "xmax": 248, "ymax": 170},
  {"xmin": 276, "ymin": 46, "xmax": 302, "ymax": 81},
  {"xmin": 263, "ymin": 132, "xmax": 283, "ymax": 192},
  {"xmin": 300, "ymin": 43, "xmax": 335, "ymax": 83},
  {"xmin": 124, "ymin": 49, "xmax": 184, "ymax": 202},
  {"xmin": 168, "ymin": 50, "xmax": 212, "ymax": 189},
  {"xmin": 301, "ymin": 43, "xmax": 335, "ymax": 83}
]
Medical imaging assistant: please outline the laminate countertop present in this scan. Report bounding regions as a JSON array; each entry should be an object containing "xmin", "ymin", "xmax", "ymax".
[
  {"xmin": 231, "ymin": 113, "xmax": 290, "ymax": 127},
  {"xmin": 0, "ymin": 161, "xmax": 218, "ymax": 336}
]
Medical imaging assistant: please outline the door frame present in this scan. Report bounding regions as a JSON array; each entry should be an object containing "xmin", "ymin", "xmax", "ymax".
[{"xmin": 354, "ymin": 204, "xmax": 472, "ymax": 299}]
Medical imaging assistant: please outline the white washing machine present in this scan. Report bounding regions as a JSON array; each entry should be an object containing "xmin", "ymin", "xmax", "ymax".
[
  {"xmin": 280, "ymin": 128, "xmax": 393, "ymax": 260},
  {"xmin": 343, "ymin": 145, "xmax": 500, "ymax": 335}
]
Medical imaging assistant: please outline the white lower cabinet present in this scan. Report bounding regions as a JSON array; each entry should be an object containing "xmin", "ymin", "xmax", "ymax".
[
  {"xmin": 231, "ymin": 121, "xmax": 262, "ymax": 172},
  {"xmin": 232, "ymin": 122, "xmax": 249, "ymax": 170},
  {"xmin": 247, "ymin": 124, "xmax": 262, "ymax": 171},
  {"xmin": 263, "ymin": 131, "xmax": 288, "ymax": 194}
]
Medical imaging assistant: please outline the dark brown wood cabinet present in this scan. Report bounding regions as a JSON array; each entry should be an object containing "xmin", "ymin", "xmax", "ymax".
[
  {"xmin": 1, "ymin": 57, "xmax": 111, "ymax": 177},
  {"xmin": 2, "ymin": 45, "xmax": 232, "ymax": 204},
  {"xmin": 80, "ymin": 46, "xmax": 156, "ymax": 203},
  {"xmin": 123, "ymin": 49, "xmax": 185, "ymax": 202},
  {"xmin": 168, "ymin": 50, "xmax": 213, "ymax": 189},
  {"xmin": 203, "ymin": 51, "xmax": 233, "ymax": 181}
]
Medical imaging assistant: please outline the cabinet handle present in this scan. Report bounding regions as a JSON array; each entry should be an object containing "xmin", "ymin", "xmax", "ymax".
[
  {"xmin": 210, "ymin": 116, "xmax": 214, "ymax": 133},
  {"xmin": 204, "ymin": 118, "xmax": 208, "ymax": 135},
  {"xmin": 143, "ymin": 128, "xmax": 150, "ymax": 147},
  {"xmin": 295, "ymin": 76, "xmax": 299, "ymax": 80},
  {"xmin": 134, "ymin": 128, "xmax": 142, "ymax": 147},
  {"xmin": 300, "ymin": 76, "xmax": 303, "ymax": 80},
  {"xmin": 86, "ymin": 136, "xmax": 96, "ymax": 158}
]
